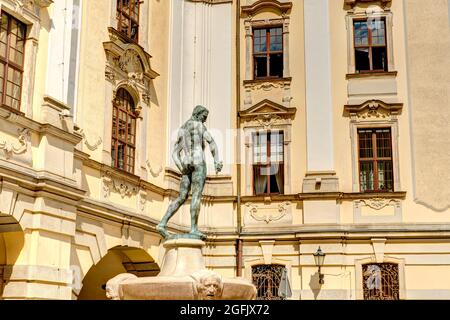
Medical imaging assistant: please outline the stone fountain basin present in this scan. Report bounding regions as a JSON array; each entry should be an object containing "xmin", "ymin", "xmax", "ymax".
[
  {"xmin": 116, "ymin": 275, "xmax": 256, "ymax": 300},
  {"xmin": 106, "ymin": 239, "xmax": 257, "ymax": 300}
]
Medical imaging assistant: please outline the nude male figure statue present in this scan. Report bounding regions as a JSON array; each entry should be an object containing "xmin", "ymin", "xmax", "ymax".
[{"xmin": 156, "ymin": 105, "xmax": 223, "ymax": 240}]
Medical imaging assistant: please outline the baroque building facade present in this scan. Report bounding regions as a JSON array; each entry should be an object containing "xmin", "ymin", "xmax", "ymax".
[{"xmin": 0, "ymin": 0, "xmax": 449, "ymax": 300}]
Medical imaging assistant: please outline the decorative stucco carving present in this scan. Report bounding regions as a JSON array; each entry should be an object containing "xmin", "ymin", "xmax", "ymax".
[
  {"xmin": 10, "ymin": 0, "xmax": 53, "ymax": 17},
  {"xmin": 102, "ymin": 172, "xmax": 139, "ymax": 199},
  {"xmin": 246, "ymin": 201, "xmax": 291, "ymax": 224},
  {"xmin": 138, "ymin": 189, "xmax": 147, "ymax": 213},
  {"xmin": 77, "ymin": 129, "xmax": 102, "ymax": 151},
  {"xmin": 244, "ymin": 79, "xmax": 290, "ymax": 91},
  {"xmin": 105, "ymin": 65, "xmax": 116, "ymax": 81},
  {"xmin": 254, "ymin": 114, "xmax": 282, "ymax": 130},
  {"xmin": 146, "ymin": 160, "xmax": 163, "ymax": 178},
  {"xmin": 355, "ymin": 198, "xmax": 401, "ymax": 210},
  {"xmin": 0, "ymin": 128, "xmax": 31, "ymax": 160},
  {"xmin": 103, "ymin": 28, "xmax": 159, "ymax": 108},
  {"xmin": 11, "ymin": 0, "xmax": 52, "ymax": 14},
  {"xmin": 344, "ymin": 0, "xmax": 392, "ymax": 9},
  {"xmin": 5, "ymin": 112, "xmax": 20, "ymax": 123},
  {"xmin": 345, "ymin": 100, "xmax": 403, "ymax": 121},
  {"xmin": 241, "ymin": 0, "xmax": 293, "ymax": 17},
  {"xmin": 119, "ymin": 49, "xmax": 144, "ymax": 81}
]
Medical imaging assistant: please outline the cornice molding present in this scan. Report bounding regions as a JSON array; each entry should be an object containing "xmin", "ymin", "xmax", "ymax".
[
  {"xmin": 0, "ymin": 106, "xmax": 82, "ymax": 145},
  {"xmin": 239, "ymin": 98, "xmax": 297, "ymax": 120}
]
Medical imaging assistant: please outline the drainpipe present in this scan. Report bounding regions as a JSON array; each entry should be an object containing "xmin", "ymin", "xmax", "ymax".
[{"xmin": 235, "ymin": 0, "xmax": 243, "ymax": 277}]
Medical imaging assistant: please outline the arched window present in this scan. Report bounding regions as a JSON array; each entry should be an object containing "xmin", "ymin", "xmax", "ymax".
[
  {"xmin": 252, "ymin": 264, "xmax": 286, "ymax": 300},
  {"xmin": 111, "ymin": 88, "xmax": 137, "ymax": 173},
  {"xmin": 116, "ymin": 0, "xmax": 140, "ymax": 42}
]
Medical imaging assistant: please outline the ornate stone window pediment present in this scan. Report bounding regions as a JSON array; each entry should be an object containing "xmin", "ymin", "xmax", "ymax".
[
  {"xmin": 103, "ymin": 27, "xmax": 159, "ymax": 107},
  {"xmin": 344, "ymin": 0, "xmax": 392, "ymax": 9},
  {"xmin": 9, "ymin": 0, "xmax": 53, "ymax": 16},
  {"xmin": 344, "ymin": 100, "xmax": 402, "ymax": 121},
  {"xmin": 241, "ymin": 0, "xmax": 292, "ymax": 17},
  {"xmin": 239, "ymin": 99, "xmax": 296, "ymax": 124}
]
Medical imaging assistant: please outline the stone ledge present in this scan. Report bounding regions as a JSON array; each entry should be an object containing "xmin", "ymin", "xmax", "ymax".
[
  {"xmin": 346, "ymin": 71, "xmax": 398, "ymax": 80},
  {"xmin": 1, "ymin": 281, "xmax": 72, "ymax": 300},
  {"xmin": 1, "ymin": 265, "xmax": 73, "ymax": 286}
]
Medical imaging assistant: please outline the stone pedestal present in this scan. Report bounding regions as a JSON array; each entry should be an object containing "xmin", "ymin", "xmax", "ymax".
[
  {"xmin": 159, "ymin": 239, "xmax": 205, "ymax": 276},
  {"xmin": 106, "ymin": 239, "xmax": 257, "ymax": 300}
]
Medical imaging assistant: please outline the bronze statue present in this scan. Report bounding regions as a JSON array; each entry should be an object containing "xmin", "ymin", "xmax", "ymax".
[{"xmin": 156, "ymin": 105, "xmax": 223, "ymax": 240}]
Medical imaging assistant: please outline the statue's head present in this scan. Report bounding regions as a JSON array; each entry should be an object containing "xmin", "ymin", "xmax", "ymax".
[
  {"xmin": 191, "ymin": 270, "xmax": 224, "ymax": 300},
  {"xmin": 192, "ymin": 105, "xmax": 209, "ymax": 123}
]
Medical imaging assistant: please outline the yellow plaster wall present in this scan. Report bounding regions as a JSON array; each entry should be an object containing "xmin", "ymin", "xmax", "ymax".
[{"xmin": 31, "ymin": 6, "xmax": 51, "ymax": 118}]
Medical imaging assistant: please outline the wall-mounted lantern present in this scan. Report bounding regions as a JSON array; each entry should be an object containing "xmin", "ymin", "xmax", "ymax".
[{"xmin": 313, "ymin": 246, "xmax": 326, "ymax": 284}]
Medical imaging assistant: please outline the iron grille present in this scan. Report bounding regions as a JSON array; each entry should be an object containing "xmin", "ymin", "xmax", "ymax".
[
  {"xmin": 363, "ymin": 263, "xmax": 400, "ymax": 300},
  {"xmin": 252, "ymin": 264, "xmax": 285, "ymax": 300}
]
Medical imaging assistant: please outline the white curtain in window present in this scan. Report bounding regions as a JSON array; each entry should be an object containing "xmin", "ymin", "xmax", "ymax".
[{"xmin": 254, "ymin": 167, "xmax": 268, "ymax": 194}]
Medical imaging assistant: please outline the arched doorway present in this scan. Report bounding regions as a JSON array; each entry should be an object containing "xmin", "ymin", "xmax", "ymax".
[
  {"xmin": 77, "ymin": 246, "xmax": 160, "ymax": 300},
  {"xmin": 0, "ymin": 213, "xmax": 24, "ymax": 299}
]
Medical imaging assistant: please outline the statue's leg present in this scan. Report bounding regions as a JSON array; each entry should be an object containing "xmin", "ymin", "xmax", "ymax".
[
  {"xmin": 189, "ymin": 164, "xmax": 206, "ymax": 239},
  {"xmin": 156, "ymin": 174, "xmax": 191, "ymax": 238}
]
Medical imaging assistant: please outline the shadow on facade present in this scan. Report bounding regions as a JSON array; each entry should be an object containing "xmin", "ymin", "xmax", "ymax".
[{"xmin": 0, "ymin": 214, "xmax": 25, "ymax": 299}]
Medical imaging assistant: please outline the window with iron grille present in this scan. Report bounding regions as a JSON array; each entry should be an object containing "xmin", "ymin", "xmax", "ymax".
[
  {"xmin": 353, "ymin": 18, "xmax": 387, "ymax": 73},
  {"xmin": 116, "ymin": 0, "xmax": 140, "ymax": 42},
  {"xmin": 0, "ymin": 11, "xmax": 26, "ymax": 111},
  {"xmin": 358, "ymin": 128, "xmax": 393, "ymax": 192},
  {"xmin": 363, "ymin": 263, "xmax": 400, "ymax": 300},
  {"xmin": 253, "ymin": 130, "xmax": 284, "ymax": 195},
  {"xmin": 253, "ymin": 27, "xmax": 283, "ymax": 79},
  {"xmin": 252, "ymin": 264, "xmax": 285, "ymax": 300},
  {"xmin": 111, "ymin": 88, "xmax": 137, "ymax": 174}
]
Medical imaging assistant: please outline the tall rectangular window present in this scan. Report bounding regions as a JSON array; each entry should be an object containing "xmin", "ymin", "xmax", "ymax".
[
  {"xmin": 253, "ymin": 27, "xmax": 283, "ymax": 79},
  {"xmin": 358, "ymin": 128, "xmax": 393, "ymax": 192},
  {"xmin": 354, "ymin": 18, "xmax": 387, "ymax": 73},
  {"xmin": 117, "ymin": 0, "xmax": 140, "ymax": 42},
  {"xmin": 0, "ymin": 12, "xmax": 26, "ymax": 111},
  {"xmin": 111, "ymin": 88, "xmax": 137, "ymax": 174},
  {"xmin": 253, "ymin": 130, "xmax": 284, "ymax": 195}
]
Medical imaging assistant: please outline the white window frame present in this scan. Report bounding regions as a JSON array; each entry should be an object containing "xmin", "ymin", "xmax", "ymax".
[
  {"xmin": 346, "ymin": 8, "xmax": 395, "ymax": 74},
  {"xmin": 244, "ymin": 123, "xmax": 292, "ymax": 196},
  {"xmin": 0, "ymin": 1, "xmax": 52, "ymax": 117},
  {"xmin": 346, "ymin": 101, "xmax": 402, "ymax": 193}
]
